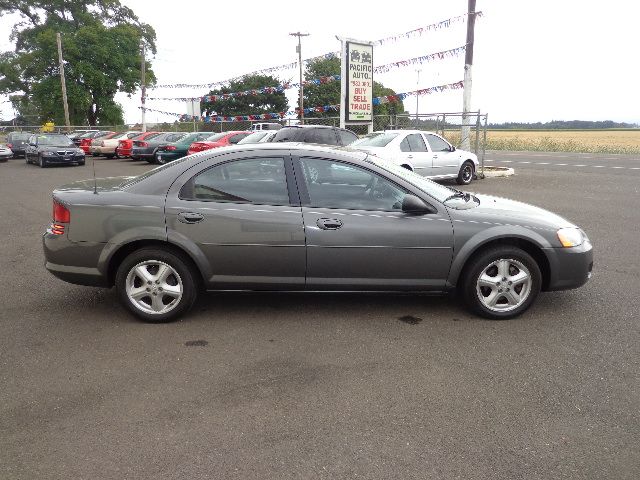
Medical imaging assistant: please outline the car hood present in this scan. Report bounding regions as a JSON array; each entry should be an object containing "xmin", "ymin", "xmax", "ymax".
[
  {"xmin": 55, "ymin": 176, "xmax": 134, "ymax": 193},
  {"xmin": 452, "ymin": 193, "xmax": 577, "ymax": 230},
  {"xmin": 37, "ymin": 144, "xmax": 76, "ymax": 149}
]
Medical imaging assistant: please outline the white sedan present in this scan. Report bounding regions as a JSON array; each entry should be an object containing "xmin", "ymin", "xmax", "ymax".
[{"xmin": 351, "ymin": 130, "xmax": 479, "ymax": 185}]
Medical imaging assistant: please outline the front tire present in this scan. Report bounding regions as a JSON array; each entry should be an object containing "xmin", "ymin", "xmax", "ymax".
[
  {"xmin": 38, "ymin": 155, "xmax": 46, "ymax": 168},
  {"xmin": 456, "ymin": 160, "xmax": 474, "ymax": 185},
  {"xmin": 115, "ymin": 248, "xmax": 198, "ymax": 323},
  {"xmin": 461, "ymin": 246, "xmax": 541, "ymax": 320}
]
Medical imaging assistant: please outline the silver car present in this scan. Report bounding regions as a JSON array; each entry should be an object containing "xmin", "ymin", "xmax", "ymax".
[
  {"xmin": 352, "ymin": 130, "xmax": 479, "ymax": 185},
  {"xmin": 43, "ymin": 144, "xmax": 592, "ymax": 323}
]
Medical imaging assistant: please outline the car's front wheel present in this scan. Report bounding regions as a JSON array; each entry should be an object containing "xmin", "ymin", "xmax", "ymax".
[
  {"xmin": 461, "ymin": 246, "xmax": 541, "ymax": 320},
  {"xmin": 456, "ymin": 160, "xmax": 475, "ymax": 185},
  {"xmin": 115, "ymin": 248, "xmax": 199, "ymax": 323},
  {"xmin": 38, "ymin": 155, "xmax": 46, "ymax": 168}
]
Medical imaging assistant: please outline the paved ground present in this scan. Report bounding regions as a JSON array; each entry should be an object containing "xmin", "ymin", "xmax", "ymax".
[{"xmin": 1, "ymin": 152, "xmax": 638, "ymax": 479}]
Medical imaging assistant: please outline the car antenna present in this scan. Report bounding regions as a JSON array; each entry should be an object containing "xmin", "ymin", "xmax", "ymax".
[{"xmin": 92, "ymin": 153, "xmax": 98, "ymax": 194}]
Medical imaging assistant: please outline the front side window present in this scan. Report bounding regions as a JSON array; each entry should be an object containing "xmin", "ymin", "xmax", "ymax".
[
  {"xmin": 183, "ymin": 157, "xmax": 289, "ymax": 205},
  {"xmin": 299, "ymin": 158, "xmax": 407, "ymax": 211},
  {"xmin": 424, "ymin": 134, "xmax": 451, "ymax": 152}
]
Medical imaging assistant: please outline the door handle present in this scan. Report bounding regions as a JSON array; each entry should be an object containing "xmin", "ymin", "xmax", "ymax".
[
  {"xmin": 433, "ymin": 155, "xmax": 439, "ymax": 159},
  {"xmin": 177, "ymin": 212, "xmax": 204, "ymax": 224},
  {"xmin": 317, "ymin": 218, "xmax": 343, "ymax": 230},
  {"xmin": 407, "ymin": 155, "xmax": 413, "ymax": 159}
]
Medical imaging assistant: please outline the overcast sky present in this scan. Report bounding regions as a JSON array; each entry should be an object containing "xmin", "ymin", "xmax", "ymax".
[{"xmin": 1, "ymin": 0, "xmax": 638, "ymax": 125}]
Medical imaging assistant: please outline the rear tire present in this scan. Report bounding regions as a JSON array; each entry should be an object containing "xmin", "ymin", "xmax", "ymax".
[
  {"xmin": 456, "ymin": 160, "xmax": 474, "ymax": 185},
  {"xmin": 461, "ymin": 246, "xmax": 541, "ymax": 320},
  {"xmin": 115, "ymin": 248, "xmax": 198, "ymax": 323}
]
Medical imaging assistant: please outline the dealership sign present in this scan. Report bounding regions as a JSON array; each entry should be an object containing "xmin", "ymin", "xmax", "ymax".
[{"xmin": 339, "ymin": 38, "xmax": 374, "ymax": 128}]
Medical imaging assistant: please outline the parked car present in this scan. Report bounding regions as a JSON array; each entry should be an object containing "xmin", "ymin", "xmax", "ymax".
[
  {"xmin": 5, "ymin": 131, "xmax": 32, "ymax": 157},
  {"xmin": 271, "ymin": 125, "xmax": 358, "ymax": 146},
  {"xmin": 155, "ymin": 132, "xmax": 221, "ymax": 164},
  {"xmin": 73, "ymin": 130, "xmax": 107, "ymax": 147},
  {"xmin": 90, "ymin": 131, "xmax": 140, "ymax": 158},
  {"xmin": 352, "ymin": 130, "xmax": 479, "ymax": 185},
  {"xmin": 187, "ymin": 131, "xmax": 252, "ymax": 155},
  {"xmin": 237, "ymin": 130, "xmax": 278, "ymax": 144},
  {"xmin": 0, "ymin": 144, "xmax": 12, "ymax": 161},
  {"xmin": 79, "ymin": 131, "xmax": 114, "ymax": 154},
  {"xmin": 116, "ymin": 131, "xmax": 160, "ymax": 158},
  {"xmin": 131, "ymin": 132, "xmax": 188, "ymax": 162},
  {"xmin": 25, "ymin": 133, "xmax": 85, "ymax": 167},
  {"xmin": 251, "ymin": 122, "xmax": 282, "ymax": 131},
  {"xmin": 43, "ymin": 143, "xmax": 593, "ymax": 323},
  {"xmin": 67, "ymin": 130, "xmax": 99, "ymax": 143}
]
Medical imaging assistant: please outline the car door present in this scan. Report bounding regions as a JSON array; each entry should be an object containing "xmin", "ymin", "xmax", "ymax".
[
  {"xmin": 424, "ymin": 133, "xmax": 460, "ymax": 177},
  {"xmin": 165, "ymin": 153, "xmax": 306, "ymax": 290},
  {"xmin": 25, "ymin": 135, "xmax": 36, "ymax": 162},
  {"xmin": 395, "ymin": 133, "xmax": 433, "ymax": 176},
  {"xmin": 293, "ymin": 155, "xmax": 454, "ymax": 290}
]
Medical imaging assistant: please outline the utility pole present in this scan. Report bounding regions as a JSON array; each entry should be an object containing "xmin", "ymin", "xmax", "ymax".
[
  {"xmin": 56, "ymin": 32, "xmax": 71, "ymax": 132},
  {"xmin": 415, "ymin": 69, "xmax": 421, "ymax": 124},
  {"xmin": 140, "ymin": 43, "xmax": 147, "ymax": 132},
  {"xmin": 461, "ymin": 0, "xmax": 477, "ymax": 151},
  {"xmin": 290, "ymin": 32, "xmax": 309, "ymax": 125}
]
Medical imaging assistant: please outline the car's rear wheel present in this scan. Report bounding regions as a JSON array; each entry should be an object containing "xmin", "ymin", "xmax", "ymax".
[
  {"xmin": 115, "ymin": 248, "xmax": 198, "ymax": 323},
  {"xmin": 456, "ymin": 160, "xmax": 474, "ymax": 185},
  {"xmin": 461, "ymin": 246, "xmax": 541, "ymax": 320}
]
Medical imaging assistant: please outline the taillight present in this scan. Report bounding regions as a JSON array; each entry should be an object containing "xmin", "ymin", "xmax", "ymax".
[
  {"xmin": 165, "ymin": 145, "xmax": 177, "ymax": 151},
  {"xmin": 6, "ymin": 143, "xmax": 11, "ymax": 148},
  {"xmin": 51, "ymin": 199, "xmax": 70, "ymax": 235},
  {"xmin": 139, "ymin": 141, "xmax": 148, "ymax": 147}
]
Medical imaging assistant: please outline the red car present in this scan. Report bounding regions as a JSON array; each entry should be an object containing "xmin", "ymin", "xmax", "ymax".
[
  {"xmin": 79, "ymin": 131, "xmax": 113, "ymax": 154},
  {"xmin": 116, "ymin": 131, "xmax": 160, "ymax": 158},
  {"xmin": 187, "ymin": 131, "xmax": 251, "ymax": 155}
]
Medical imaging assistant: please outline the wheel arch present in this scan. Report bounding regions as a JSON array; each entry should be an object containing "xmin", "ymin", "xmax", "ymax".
[
  {"xmin": 106, "ymin": 239, "xmax": 206, "ymax": 289},
  {"xmin": 450, "ymin": 236, "xmax": 552, "ymax": 291}
]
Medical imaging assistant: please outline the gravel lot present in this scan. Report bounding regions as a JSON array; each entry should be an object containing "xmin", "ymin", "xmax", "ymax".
[{"xmin": 1, "ymin": 152, "xmax": 638, "ymax": 479}]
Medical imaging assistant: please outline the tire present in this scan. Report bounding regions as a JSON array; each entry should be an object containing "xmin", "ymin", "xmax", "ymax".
[
  {"xmin": 461, "ymin": 246, "xmax": 541, "ymax": 320},
  {"xmin": 78, "ymin": 160, "xmax": 85, "ymax": 166},
  {"xmin": 115, "ymin": 248, "xmax": 198, "ymax": 323},
  {"xmin": 456, "ymin": 160, "xmax": 475, "ymax": 185},
  {"xmin": 38, "ymin": 155, "xmax": 46, "ymax": 168},
  {"xmin": 105, "ymin": 154, "xmax": 115, "ymax": 159}
]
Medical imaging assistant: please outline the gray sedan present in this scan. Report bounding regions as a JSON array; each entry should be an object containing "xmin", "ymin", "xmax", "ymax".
[{"xmin": 42, "ymin": 144, "xmax": 593, "ymax": 323}]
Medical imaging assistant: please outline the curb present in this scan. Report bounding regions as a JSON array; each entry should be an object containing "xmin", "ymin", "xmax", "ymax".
[{"xmin": 480, "ymin": 166, "xmax": 515, "ymax": 178}]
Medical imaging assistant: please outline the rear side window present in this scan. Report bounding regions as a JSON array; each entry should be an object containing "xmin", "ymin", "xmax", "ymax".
[
  {"xmin": 406, "ymin": 134, "xmax": 427, "ymax": 152},
  {"xmin": 272, "ymin": 128, "xmax": 302, "ymax": 142},
  {"xmin": 337, "ymin": 129, "xmax": 358, "ymax": 145},
  {"xmin": 182, "ymin": 158, "xmax": 289, "ymax": 205}
]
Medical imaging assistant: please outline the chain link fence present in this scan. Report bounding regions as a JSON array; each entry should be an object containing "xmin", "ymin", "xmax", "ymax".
[{"xmin": 2, "ymin": 111, "xmax": 488, "ymax": 173}]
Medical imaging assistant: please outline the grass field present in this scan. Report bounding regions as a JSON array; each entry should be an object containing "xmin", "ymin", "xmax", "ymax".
[
  {"xmin": 440, "ymin": 129, "xmax": 640, "ymax": 154},
  {"xmin": 482, "ymin": 129, "xmax": 640, "ymax": 154}
]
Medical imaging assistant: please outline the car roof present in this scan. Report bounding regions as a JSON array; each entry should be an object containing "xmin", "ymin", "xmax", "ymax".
[
  {"xmin": 280, "ymin": 125, "xmax": 335, "ymax": 129},
  {"xmin": 377, "ymin": 129, "xmax": 439, "ymax": 135}
]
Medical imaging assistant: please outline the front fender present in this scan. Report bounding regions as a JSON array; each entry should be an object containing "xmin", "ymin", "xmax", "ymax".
[{"xmin": 447, "ymin": 225, "xmax": 553, "ymax": 287}]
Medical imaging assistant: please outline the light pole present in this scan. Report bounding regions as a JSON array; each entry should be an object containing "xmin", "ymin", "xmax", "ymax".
[
  {"xmin": 415, "ymin": 69, "xmax": 421, "ymax": 124},
  {"xmin": 290, "ymin": 32, "xmax": 309, "ymax": 124}
]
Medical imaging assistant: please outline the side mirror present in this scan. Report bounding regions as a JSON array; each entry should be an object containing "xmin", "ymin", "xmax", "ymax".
[
  {"xmin": 450, "ymin": 145, "xmax": 456, "ymax": 152},
  {"xmin": 402, "ymin": 194, "xmax": 434, "ymax": 215}
]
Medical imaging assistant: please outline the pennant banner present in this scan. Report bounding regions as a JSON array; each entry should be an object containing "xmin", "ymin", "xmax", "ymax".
[
  {"xmin": 141, "ymin": 81, "xmax": 463, "ymax": 122},
  {"xmin": 150, "ymin": 13, "xmax": 481, "ymax": 90},
  {"xmin": 147, "ymin": 75, "xmax": 341, "ymax": 102},
  {"xmin": 374, "ymin": 45, "xmax": 466, "ymax": 74}
]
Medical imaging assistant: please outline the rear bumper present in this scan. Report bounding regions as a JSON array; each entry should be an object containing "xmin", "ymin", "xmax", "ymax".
[
  {"xmin": 42, "ymin": 232, "xmax": 108, "ymax": 287},
  {"xmin": 543, "ymin": 241, "xmax": 593, "ymax": 291},
  {"xmin": 132, "ymin": 148, "xmax": 155, "ymax": 158}
]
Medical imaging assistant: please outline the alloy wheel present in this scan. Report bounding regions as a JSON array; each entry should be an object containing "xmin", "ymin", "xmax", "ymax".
[
  {"xmin": 476, "ymin": 258, "xmax": 532, "ymax": 313},
  {"xmin": 125, "ymin": 260, "xmax": 183, "ymax": 315}
]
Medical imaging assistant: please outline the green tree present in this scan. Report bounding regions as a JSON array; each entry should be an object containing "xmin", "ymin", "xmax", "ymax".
[
  {"xmin": 202, "ymin": 75, "xmax": 289, "ymax": 117},
  {"xmin": 303, "ymin": 57, "xmax": 405, "ymax": 118},
  {"xmin": 0, "ymin": 1, "xmax": 156, "ymax": 125}
]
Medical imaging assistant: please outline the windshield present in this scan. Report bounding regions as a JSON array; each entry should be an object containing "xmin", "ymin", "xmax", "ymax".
[
  {"xmin": 237, "ymin": 131, "xmax": 268, "ymax": 144},
  {"xmin": 37, "ymin": 135, "xmax": 74, "ymax": 146},
  {"xmin": 352, "ymin": 132, "xmax": 398, "ymax": 147},
  {"xmin": 367, "ymin": 154, "xmax": 456, "ymax": 203}
]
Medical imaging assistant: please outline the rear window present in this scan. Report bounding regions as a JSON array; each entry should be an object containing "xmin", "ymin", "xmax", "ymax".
[
  {"xmin": 272, "ymin": 128, "xmax": 303, "ymax": 143},
  {"xmin": 204, "ymin": 133, "xmax": 228, "ymax": 142},
  {"xmin": 352, "ymin": 133, "xmax": 398, "ymax": 147},
  {"xmin": 238, "ymin": 131, "xmax": 269, "ymax": 144}
]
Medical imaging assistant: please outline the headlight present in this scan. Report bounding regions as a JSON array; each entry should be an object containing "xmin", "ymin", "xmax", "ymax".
[
  {"xmin": 76, "ymin": 149, "xmax": 84, "ymax": 154},
  {"xmin": 42, "ymin": 150, "xmax": 55, "ymax": 155},
  {"xmin": 557, "ymin": 227, "xmax": 583, "ymax": 247}
]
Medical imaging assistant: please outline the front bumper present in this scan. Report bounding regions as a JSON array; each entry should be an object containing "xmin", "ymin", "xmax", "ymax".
[
  {"xmin": 42, "ymin": 154, "xmax": 85, "ymax": 164},
  {"xmin": 543, "ymin": 240, "xmax": 593, "ymax": 291}
]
